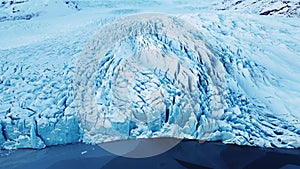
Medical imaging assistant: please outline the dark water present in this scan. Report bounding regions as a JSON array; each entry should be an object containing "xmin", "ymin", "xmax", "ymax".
[{"xmin": 0, "ymin": 140, "xmax": 299, "ymax": 169}]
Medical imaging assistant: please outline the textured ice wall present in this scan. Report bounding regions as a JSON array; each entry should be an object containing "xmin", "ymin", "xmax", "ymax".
[
  {"xmin": 74, "ymin": 14, "xmax": 300, "ymax": 148},
  {"xmin": 0, "ymin": 32, "xmax": 83, "ymax": 149}
]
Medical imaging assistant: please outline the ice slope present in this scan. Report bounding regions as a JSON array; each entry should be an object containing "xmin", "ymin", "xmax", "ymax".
[
  {"xmin": 182, "ymin": 12, "xmax": 300, "ymax": 147},
  {"xmin": 0, "ymin": 1, "xmax": 300, "ymax": 149}
]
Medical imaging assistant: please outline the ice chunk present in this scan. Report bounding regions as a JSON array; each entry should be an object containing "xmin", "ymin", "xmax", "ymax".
[{"xmin": 36, "ymin": 115, "xmax": 80, "ymax": 146}]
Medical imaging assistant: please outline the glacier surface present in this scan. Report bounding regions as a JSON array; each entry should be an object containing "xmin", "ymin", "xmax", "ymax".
[{"xmin": 0, "ymin": 0, "xmax": 300, "ymax": 149}]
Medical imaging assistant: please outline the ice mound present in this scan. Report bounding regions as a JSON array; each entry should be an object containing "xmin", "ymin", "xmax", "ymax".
[{"xmin": 74, "ymin": 13, "xmax": 228, "ymax": 143}]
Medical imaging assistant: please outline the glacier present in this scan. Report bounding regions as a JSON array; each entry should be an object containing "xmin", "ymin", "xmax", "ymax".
[{"xmin": 0, "ymin": 0, "xmax": 300, "ymax": 150}]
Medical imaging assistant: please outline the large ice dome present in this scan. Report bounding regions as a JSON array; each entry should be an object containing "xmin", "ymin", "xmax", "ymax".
[{"xmin": 75, "ymin": 14, "xmax": 227, "ymax": 143}]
